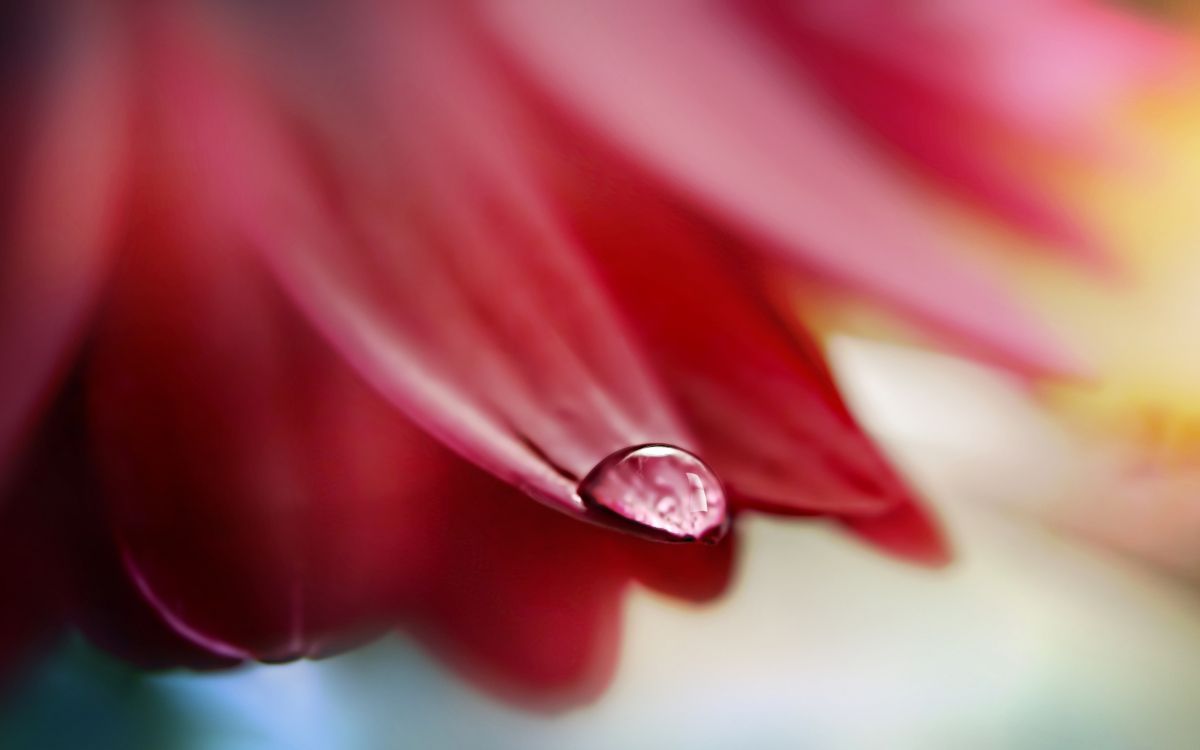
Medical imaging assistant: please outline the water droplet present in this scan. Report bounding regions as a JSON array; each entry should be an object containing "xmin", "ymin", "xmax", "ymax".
[
  {"xmin": 655, "ymin": 496, "xmax": 678, "ymax": 515},
  {"xmin": 577, "ymin": 444, "xmax": 728, "ymax": 542}
]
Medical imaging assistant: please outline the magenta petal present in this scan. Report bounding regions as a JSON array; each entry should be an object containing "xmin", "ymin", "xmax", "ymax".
[
  {"xmin": 0, "ymin": 5, "xmax": 127, "ymax": 483},
  {"xmin": 147, "ymin": 5, "xmax": 706, "ymax": 525},
  {"xmin": 481, "ymin": 0, "xmax": 1078, "ymax": 376},
  {"xmin": 767, "ymin": 24, "xmax": 1110, "ymax": 269}
]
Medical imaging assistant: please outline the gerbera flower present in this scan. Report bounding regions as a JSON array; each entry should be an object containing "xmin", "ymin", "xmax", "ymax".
[{"xmin": 0, "ymin": 0, "xmax": 1175, "ymax": 702}]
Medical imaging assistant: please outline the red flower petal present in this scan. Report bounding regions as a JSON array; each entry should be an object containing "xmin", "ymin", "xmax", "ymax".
[
  {"xmin": 480, "ymin": 0, "xmax": 1078, "ymax": 377},
  {"xmin": 85, "ymin": 182, "xmax": 736, "ymax": 679},
  {"xmin": 70, "ymin": 509, "xmax": 244, "ymax": 672},
  {"xmin": 411, "ymin": 461, "xmax": 734, "ymax": 705},
  {"xmin": 623, "ymin": 525, "xmax": 737, "ymax": 604},
  {"xmin": 85, "ymin": 126, "xmax": 454, "ymax": 660},
  {"xmin": 0, "ymin": 5, "xmax": 127, "ymax": 483},
  {"xmin": 410, "ymin": 474, "xmax": 627, "ymax": 704},
  {"xmin": 146, "ymin": 4, "xmax": 712, "ymax": 532},
  {"xmin": 8, "ymin": 385, "xmax": 237, "ymax": 671}
]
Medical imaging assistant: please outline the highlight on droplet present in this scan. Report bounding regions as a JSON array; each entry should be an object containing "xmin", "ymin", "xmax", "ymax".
[{"xmin": 577, "ymin": 444, "xmax": 729, "ymax": 543}]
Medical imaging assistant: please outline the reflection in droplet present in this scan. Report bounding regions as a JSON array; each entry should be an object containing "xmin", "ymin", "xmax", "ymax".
[{"xmin": 577, "ymin": 444, "xmax": 728, "ymax": 543}]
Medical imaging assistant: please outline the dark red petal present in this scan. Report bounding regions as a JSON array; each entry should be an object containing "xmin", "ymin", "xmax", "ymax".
[
  {"xmin": 69, "ymin": 512, "xmax": 243, "ymax": 672},
  {"xmin": 0, "ymin": 4, "xmax": 127, "ymax": 482},
  {"xmin": 480, "ymin": 0, "xmax": 1077, "ymax": 377},
  {"xmin": 14, "ymin": 385, "xmax": 236, "ymax": 671},
  {"xmin": 621, "ymin": 527, "xmax": 737, "ymax": 604},
  {"xmin": 147, "ymin": 4, "xmax": 706, "ymax": 530},
  {"xmin": 411, "ymin": 472, "xmax": 625, "ymax": 705},
  {"xmin": 410, "ymin": 461, "xmax": 736, "ymax": 705},
  {"xmin": 0, "ymin": 460, "xmax": 64, "ymax": 689},
  {"xmin": 85, "ymin": 109, "xmax": 454, "ymax": 660}
]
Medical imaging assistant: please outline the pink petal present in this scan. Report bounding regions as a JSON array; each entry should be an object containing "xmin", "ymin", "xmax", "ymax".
[
  {"xmin": 763, "ymin": 0, "xmax": 1184, "ymax": 145},
  {"xmin": 760, "ymin": 15, "xmax": 1109, "ymax": 268},
  {"xmin": 0, "ymin": 5, "xmax": 128, "ymax": 484},
  {"xmin": 147, "ymin": 4, "xmax": 711, "ymax": 530},
  {"xmin": 746, "ymin": 0, "xmax": 1184, "ymax": 267},
  {"xmin": 480, "ymin": 0, "xmax": 1079, "ymax": 376}
]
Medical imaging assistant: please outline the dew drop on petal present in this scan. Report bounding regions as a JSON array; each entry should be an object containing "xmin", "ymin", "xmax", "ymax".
[{"xmin": 577, "ymin": 444, "xmax": 728, "ymax": 542}]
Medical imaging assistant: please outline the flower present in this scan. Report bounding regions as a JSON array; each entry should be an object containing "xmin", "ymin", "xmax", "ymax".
[{"xmin": 0, "ymin": 0, "xmax": 1173, "ymax": 702}]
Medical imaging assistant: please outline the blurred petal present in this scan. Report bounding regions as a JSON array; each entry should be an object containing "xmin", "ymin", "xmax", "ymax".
[
  {"xmin": 70, "ymin": 509, "xmax": 243, "ymax": 673},
  {"xmin": 5, "ymin": 385, "xmax": 237, "ymax": 672},
  {"xmin": 412, "ymin": 463, "xmax": 734, "ymax": 705},
  {"xmin": 759, "ymin": 9, "xmax": 1102, "ymax": 265},
  {"xmin": 623, "ymin": 529, "xmax": 737, "ymax": 605},
  {"xmin": 0, "ymin": 4, "xmax": 127, "ymax": 483},
  {"xmin": 0, "ymin": 458, "xmax": 63, "ymax": 689},
  {"xmin": 85, "ymin": 120, "xmax": 453, "ymax": 661},
  {"xmin": 481, "ymin": 0, "xmax": 1076, "ymax": 376},
  {"xmin": 754, "ymin": 0, "xmax": 1184, "ymax": 265},
  {"xmin": 412, "ymin": 476, "xmax": 626, "ymax": 704},
  {"xmin": 799, "ymin": 0, "xmax": 1179, "ymax": 140}
]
